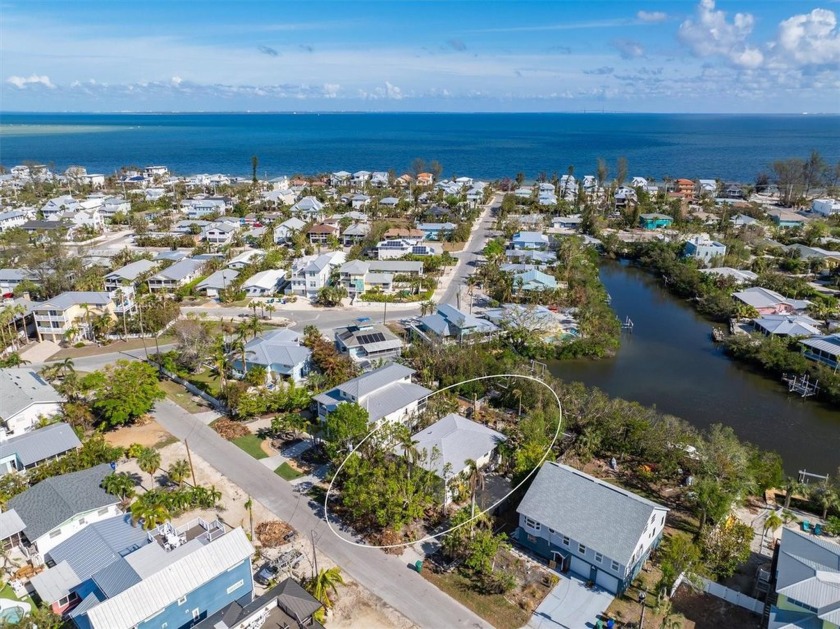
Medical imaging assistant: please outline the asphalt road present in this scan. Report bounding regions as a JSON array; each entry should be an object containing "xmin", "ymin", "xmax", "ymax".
[{"xmin": 153, "ymin": 399, "xmax": 490, "ymax": 629}]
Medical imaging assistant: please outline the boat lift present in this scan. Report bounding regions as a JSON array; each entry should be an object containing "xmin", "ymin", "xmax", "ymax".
[
  {"xmin": 620, "ymin": 316, "xmax": 634, "ymax": 333},
  {"xmin": 782, "ymin": 373, "xmax": 819, "ymax": 398}
]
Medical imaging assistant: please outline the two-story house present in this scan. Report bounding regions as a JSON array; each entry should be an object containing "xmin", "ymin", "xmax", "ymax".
[
  {"xmin": 307, "ymin": 223, "xmax": 340, "ymax": 245},
  {"xmin": 515, "ymin": 463, "xmax": 668, "ymax": 594},
  {"xmin": 289, "ymin": 196, "xmax": 324, "ymax": 220},
  {"xmin": 511, "ymin": 231, "xmax": 550, "ymax": 251},
  {"xmin": 33, "ymin": 291, "xmax": 118, "ymax": 343},
  {"xmin": 334, "ymin": 318, "xmax": 404, "ymax": 364},
  {"xmin": 313, "ymin": 363, "xmax": 431, "ymax": 425},
  {"xmin": 6, "ymin": 464, "xmax": 121, "ymax": 558},
  {"xmin": 414, "ymin": 304, "xmax": 499, "ymax": 344},
  {"xmin": 0, "ymin": 208, "xmax": 34, "ymax": 232},
  {"xmin": 684, "ymin": 236, "xmax": 727, "ymax": 266},
  {"xmin": 230, "ymin": 329, "xmax": 312, "ymax": 384},
  {"xmin": 201, "ymin": 221, "xmax": 238, "ymax": 246},
  {"xmin": 0, "ymin": 368, "xmax": 63, "ymax": 436},
  {"xmin": 287, "ymin": 252, "xmax": 346, "ymax": 300},
  {"xmin": 376, "ymin": 239, "xmax": 437, "ymax": 260},
  {"xmin": 147, "ymin": 258, "xmax": 206, "ymax": 293},
  {"xmin": 103, "ymin": 260, "xmax": 158, "ymax": 291},
  {"xmin": 274, "ymin": 217, "xmax": 307, "ymax": 245},
  {"xmin": 768, "ymin": 527, "xmax": 840, "ymax": 629}
]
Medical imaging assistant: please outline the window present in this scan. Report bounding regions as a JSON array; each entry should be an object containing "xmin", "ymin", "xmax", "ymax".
[
  {"xmin": 578, "ymin": 543, "xmax": 586, "ymax": 555},
  {"xmin": 177, "ymin": 596, "xmax": 187, "ymax": 606},
  {"xmin": 98, "ymin": 507, "xmax": 110, "ymax": 516},
  {"xmin": 611, "ymin": 560, "xmax": 620, "ymax": 571},
  {"xmin": 49, "ymin": 528, "xmax": 62, "ymax": 538},
  {"xmin": 226, "ymin": 579, "xmax": 244, "ymax": 594},
  {"xmin": 548, "ymin": 528, "xmax": 555, "ymax": 535},
  {"xmin": 524, "ymin": 517, "xmax": 540, "ymax": 531},
  {"xmin": 562, "ymin": 536, "xmax": 570, "ymax": 546},
  {"xmin": 595, "ymin": 553, "xmax": 603, "ymax": 563},
  {"xmin": 192, "ymin": 609, "xmax": 200, "ymax": 620}
]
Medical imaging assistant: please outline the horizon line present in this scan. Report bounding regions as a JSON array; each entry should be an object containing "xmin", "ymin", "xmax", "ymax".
[{"xmin": 2, "ymin": 110, "xmax": 838, "ymax": 116}]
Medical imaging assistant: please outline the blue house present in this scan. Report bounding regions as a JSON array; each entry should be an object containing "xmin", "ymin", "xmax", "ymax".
[
  {"xmin": 514, "ymin": 463, "xmax": 668, "ymax": 594},
  {"xmin": 639, "ymin": 213, "xmax": 673, "ymax": 230},
  {"xmin": 31, "ymin": 519, "xmax": 254, "ymax": 629},
  {"xmin": 230, "ymin": 329, "xmax": 312, "ymax": 384},
  {"xmin": 416, "ymin": 222, "xmax": 456, "ymax": 241}
]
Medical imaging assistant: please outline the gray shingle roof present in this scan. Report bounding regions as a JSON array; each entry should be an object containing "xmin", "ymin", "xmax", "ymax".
[
  {"xmin": 517, "ymin": 463, "xmax": 667, "ymax": 566},
  {"xmin": 411, "ymin": 414, "xmax": 506, "ymax": 478},
  {"xmin": 46, "ymin": 514, "xmax": 149, "ymax": 583},
  {"xmin": 275, "ymin": 577, "xmax": 324, "ymax": 620},
  {"xmin": 0, "ymin": 368, "xmax": 63, "ymax": 421},
  {"xmin": 0, "ymin": 422, "xmax": 81, "ymax": 467},
  {"xmin": 7, "ymin": 463, "xmax": 118, "ymax": 542},
  {"xmin": 241, "ymin": 329, "xmax": 310, "ymax": 369},
  {"xmin": 152, "ymin": 258, "xmax": 204, "ymax": 281}
]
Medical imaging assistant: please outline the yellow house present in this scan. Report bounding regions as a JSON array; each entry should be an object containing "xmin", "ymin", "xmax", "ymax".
[
  {"xmin": 33, "ymin": 291, "xmax": 119, "ymax": 343},
  {"xmin": 770, "ymin": 528, "xmax": 840, "ymax": 628}
]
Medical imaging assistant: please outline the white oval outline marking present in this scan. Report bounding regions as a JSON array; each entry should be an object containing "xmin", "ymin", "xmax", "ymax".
[{"xmin": 323, "ymin": 373, "xmax": 562, "ymax": 549}]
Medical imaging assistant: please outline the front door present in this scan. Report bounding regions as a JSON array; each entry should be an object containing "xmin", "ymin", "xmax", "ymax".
[
  {"xmin": 589, "ymin": 563, "xmax": 599, "ymax": 583},
  {"xmin": 552, "ymin": 551, "xmax": 571, "ymax": 573}
]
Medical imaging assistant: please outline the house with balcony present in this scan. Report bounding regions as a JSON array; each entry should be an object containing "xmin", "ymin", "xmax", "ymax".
[
  {"xmin": 181, "ymin": 198, "xmax": 227, "ymax": 219},
  {"xmin": 0, "ymin": 208, "xmax": 34, "ymax": 232},
  {"xmin": 32, "ymin": 518, "xmax": 254, "ymax": 629},
  {"xmin": 99, "ymin": 197, "xmax": 131, "ymax": 220},
  {"xmin": 289, "ymin": 196, "xmax": 325, "ymax": 219},
  {"xmin": 147, "ymin": 258, "xmax": 206, "ymax": 293},
  {"xmin": 674, "ymin": 178, "xmax": 695, "ymax": 199},
  {"xmin": 33, "ymin": 291, "xmax": 118, "ymax": 343},
  {"xmin": 339, "ymin": 260, "xmax": 423, "ymax": 298},
  {"xmin": 341, "ymin": 221, "xmax": 370, "ymax": 246},
  {"xmin": 313, "ymin": 363, "xmax": 431, "ymax": 425},
  {"xmin": 414, "ymin": 304, "xmax": 499, "ymax": 345},
  {"xmin": 201, "ymin": 221, "xmax": 238, "ymax": 246},
  {"xmin": 767, "ymin": 528, "xmax": 840, "ymax": 629},
  {"xmin": 351, "ymin": 171, "xmax": 371, "ymax": 188},
  {"xmin": 287, "ymin": 252, "xmax": 346, "ymax": 299},
  {"xmin": 0, "ymin": 422, "xmax": 81, "ymax": 475},
  {"xmin": 801, "ymin": 334, "xmax": 840, "ymax": 369},
  {"xmin": 515, "ymin": 462, "xmax": 668, "ymax": 594},
  {"xmin": 0, "ymin": 368, "xmax": 63, "ymax": 436},
  {"xmin": 230, "ymin": 329, "xmax": 312, "ymax": 384},
  {"xmin": 103, "ymin": 260, "xmax": 157, "ymax": 291},
  {"xmin": 334, "ymin": 318, "xmax": 404, "ymax": 364},
  {"xmin": 684, "ymin": 236, "xmax": 727, "ymax": 266},
  {"xmin": 307, "ymin": 223, "xmax": 340, "ymax": 245},
  {"xmin": 6, "ymin": 464, "xmax": 121, "ymax": 558}
]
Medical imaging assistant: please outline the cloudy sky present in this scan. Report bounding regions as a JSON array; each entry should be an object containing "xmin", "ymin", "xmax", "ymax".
[{"xmin": 2, "ymin": 0, "xmax": 839, "ymax": 113}]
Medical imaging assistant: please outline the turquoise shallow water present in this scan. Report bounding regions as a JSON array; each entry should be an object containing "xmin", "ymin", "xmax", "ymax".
[{"xmin": 1, "ymin": 112, "xmax": 838, "ymax": 180}]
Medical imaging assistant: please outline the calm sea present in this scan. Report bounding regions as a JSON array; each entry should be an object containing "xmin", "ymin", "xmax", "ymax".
[{"xmin": 1, "ymin": 112, "xmax": 838, "ymax": 181}]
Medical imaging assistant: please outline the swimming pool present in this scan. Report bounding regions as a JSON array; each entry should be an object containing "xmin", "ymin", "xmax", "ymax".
[{"xmin": 0, "ymin": 598, "xmax": 30, "ymax": 623}]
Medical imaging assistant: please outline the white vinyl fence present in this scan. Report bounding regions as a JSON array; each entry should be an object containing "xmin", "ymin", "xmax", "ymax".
[{"xmin": 671, "ymin": 573, "xmax": 763, "ymax": 614}]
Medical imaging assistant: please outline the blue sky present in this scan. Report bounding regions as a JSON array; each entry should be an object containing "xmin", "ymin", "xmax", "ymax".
[{"xmin": 2, "ymin": 0, "xmax": 839, "ymax": 113}]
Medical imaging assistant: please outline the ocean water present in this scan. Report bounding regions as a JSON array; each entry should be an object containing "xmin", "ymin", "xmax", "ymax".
[{"xmin": 1, "ymin": 112, "xmax": 838, "ymax": 181}]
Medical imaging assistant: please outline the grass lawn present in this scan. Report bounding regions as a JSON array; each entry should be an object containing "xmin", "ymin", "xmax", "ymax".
[
  {"xmin": 233, "ymin": 435, "xmax": 268, "ymax": 459},
  {"xmin": 275, "ymin": 462, "xmax": 304, "ymax": 480},
  {"xmin": 186, "ymin": 370, "xmax": 222, "ymax": 398},
  {"xmin": 159, "ymin": 380, "xmax": 206, "ymax": 414},
  {"xmin": 0, "ymin": 582, "xmax": 34, "ymax": 606},
  {"xmin": 50, "ymin": 336, "xmax": 175, "ymax": 361},
  {"xmin": 422, "ymin": 570, "xmax": 531, "ymax": 629}
]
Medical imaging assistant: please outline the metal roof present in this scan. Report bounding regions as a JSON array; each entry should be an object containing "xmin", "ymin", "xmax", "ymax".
[
  {"xmin": 84, "ymin": 528, "xmax": 254, "ymax": 629},
  {"xmin": 30, "ymin": 560, "xmax": 79, "ymax": 603},
  {"xmin": 197, "ymin": 269, "xmax": 239, "ymax": 291},
  {"xmin": 240, "ymin": 329, "xmax": 310, "ymax": 369},
  {"xmin": 411, "ymin": 414, "xmax": 506, "ymax": 478},
  {"xmin": 7, "ymin": 463, "xmax": 117, "ymax": 542},
  {"xmin": 517, "ymin": 463, "xmax": 668, "ymax": 566},
  {"xmin": 801, "ymin": 335, "xmax": 840, "ymax": 357},
  {"xmin": 38, "ymin": 291, "xmax": 111, "ymax": 310},
  {"xmin": 152, "ymin": 258, "xmax": 204, "ymax": 281},
  {"xmin": 0, "ymin": 368, "xmax": 63, "ymax": 421},
  {"xmin": 0, "ymin": 422, "xmax": 81, "ymax": 467},
  {"xmin": 105, "ymin": 260, "xmax": 157, "ymax": 282}
]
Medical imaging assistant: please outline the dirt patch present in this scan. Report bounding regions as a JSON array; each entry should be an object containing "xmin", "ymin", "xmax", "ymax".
[
  {"xmin": 330, "ymin": 581, "xmax": 416, "ymax": 629},
  {"xmin": 671, "ymin": 584, "xmax": 761, "ymax": 629},
  {"xmin": 50, "ymin": 337, "xmax": 173, "ymax": 360},
  {"xmin": 104, "ymin": 417, "xmax": 173, "ymax": 449},
  {"xmin": 260, "ymin": 438, "xmax": 276, "ymax": 457}
]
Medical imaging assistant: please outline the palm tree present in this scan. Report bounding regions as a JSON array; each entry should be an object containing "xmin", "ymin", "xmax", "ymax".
[
  {"xmin": 762, "ymin": 511, "xmax": 783, "ymax": 550},
  {"xmin": 101, "ymin": 472, "xmax": 136, "ymax": 501},
  {"xmin": 265, "ymin": 303, "xmax": 276, "ymax": 320},
  {"xmin": 306, "ymin": 567, "xmax": 344, "ymax": 617},
  {"xmin": 783, "ymin": 477, "xmax": 807, "ymax": 510},
  {"xmin": 167, "ymin": 459, "xmax": 191, "ymax": 487},
  {"xmin": 812, "ymin": 485, "xmax": 840, "ymax": 520},
  {"xmin": 464, "ymin": 458, "xmax": 486, "ymax": 536},
  {"xmin": 244, "ymin": 495, "xmax": 254, "ymax": 540},
  {"xmin": 130, "ymin": 500, "xmax": 170, "ymax": 530},
  {"xmin": 137, "ymin": 447, "xmax": 161, "ymax": 486}
]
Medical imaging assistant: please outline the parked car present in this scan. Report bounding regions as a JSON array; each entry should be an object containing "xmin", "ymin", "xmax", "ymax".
[{"xmin": 255, "ymin": 549, "xmax": 303, "ymax": 585}]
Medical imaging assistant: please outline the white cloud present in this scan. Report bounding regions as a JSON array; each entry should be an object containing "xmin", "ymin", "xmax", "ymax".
[
  {"xmin": 5, "ymin": 73, "xmax": 55, "ymax": 89},
  {"xmin": 678, "ymin": 0, "xmax": 764, "ymax": 68},
  {"xmin": 612, "ymin": 39, "xmax": 645, "ymax": 59},
  {"xmin": 322, "ymin": 83, "xmax": 340, "ymax": 98},
  {"xmin": 773, "ymin": 9, "xmax": 840, "ymax": 67},
  {"xmin": 385, "ymin": 81, "xmax": 403, "ymax": 100},
  {"xmin": 637, "ymin": 11, "xmax": 667, "ymax": 23}
]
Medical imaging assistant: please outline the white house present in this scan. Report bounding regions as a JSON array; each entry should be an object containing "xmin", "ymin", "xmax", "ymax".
[
  {"xmin": 515, "ymin": 463, "xmax": 668, "ymax": 594},
  {"xmin": 274, "ymin": 217, "xmax": 307, "ymax": 244},
  {"xmin": 196, "ymin": 269, "xmax": 239, "ymax": 298},
  {"xmin": 0, "ymin": 369, "xmax": 63, "ymax": 436},
  {"xmin": 813, "ymin": 198, "xmax": 840, "ymax": 217},
  {"xmin": 289, "ymin": 196, "xmax": 324, "ymax": 219},
  {"xmin": 287, "ymin": 252, "xmax": 346, "ymax": 299},
  {"xmin": 313, "ymin": 363, "xmax": 431, "ymax": 425},
  {"xmin": 242, "ymin": 269, "xmax": 287, "ymax": 297},
  {"xmin": 376, "ymin": 239, "xmax": 437, "ymax": 260},
  {"xmin": 147, "ymin": 258, "xmax": 205, "ymax": 293},
  {"xmin": 0, "ymin": 208, "xmax": 34, "ymax": 232},
  {"xmin": 684, "ymin": 236, "xmax": 727, "ymax": 265},
  {"xmin": 6, "ymin": 464, "xmax": 121, "ymax": 557},
  {"xmin": 201, "ymin": 221, "xmax": 238, "ymax": 246},
  {"xmin": 230, "ymin": 329, "xmax": 311, "ymax": 384},
  {"xmin": 226, "ymin": 249, "xmax": 265, "ymax": 270},
  {"xmin": 104, "ymin": 259, "xmax": 158, "ymax": 291}
]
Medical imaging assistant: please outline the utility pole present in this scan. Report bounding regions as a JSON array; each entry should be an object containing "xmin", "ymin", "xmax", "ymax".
[
  {"xmin": 383, "ymin": 299, "xmax": 387, "ymax": 325},
  {"xmin": 638, "ymin": 588, "xmax": 647, "ymax": 628},
  {"xmin": 310, "ymin": 530, "xmax": 319, "ymax": 578},
  {"xmin": 185, "ymin": 439, "xmax": 198, "ymax": 487}
]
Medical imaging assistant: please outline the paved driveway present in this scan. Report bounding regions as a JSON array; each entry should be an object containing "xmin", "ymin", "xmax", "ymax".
[{"xmin": 528, "ymin": 573, "xmax": 614, "ymax": 629}]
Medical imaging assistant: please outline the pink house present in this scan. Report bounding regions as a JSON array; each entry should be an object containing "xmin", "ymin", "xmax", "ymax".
[{"xmin": 732, "ymin": 287, "xmax": 810, "ymax": 315}]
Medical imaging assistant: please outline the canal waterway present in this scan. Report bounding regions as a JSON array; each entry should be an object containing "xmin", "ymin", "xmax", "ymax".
[{"xmin": 548, "ymin": 260, "xmax": 840, "ymax": 475}]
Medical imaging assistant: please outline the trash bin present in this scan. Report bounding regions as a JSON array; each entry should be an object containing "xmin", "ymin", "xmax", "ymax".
[{"xmin": 415, "ymin": 560, "xmax": 423, "ymax": 573}]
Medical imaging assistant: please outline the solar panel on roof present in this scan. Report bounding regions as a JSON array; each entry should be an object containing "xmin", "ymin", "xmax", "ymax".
[{"xmin": 357, "ymin": 332, "xmax": 386, "ymax": 345}]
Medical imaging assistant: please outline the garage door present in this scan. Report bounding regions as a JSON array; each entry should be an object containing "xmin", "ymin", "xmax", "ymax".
[
  {"xmin": 570, "ymin": 556, "xmax": 589, "ymax": 578},
  {"xmin": 595, "ymin": 570, "xmax": 619, "ymax": 594}
]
